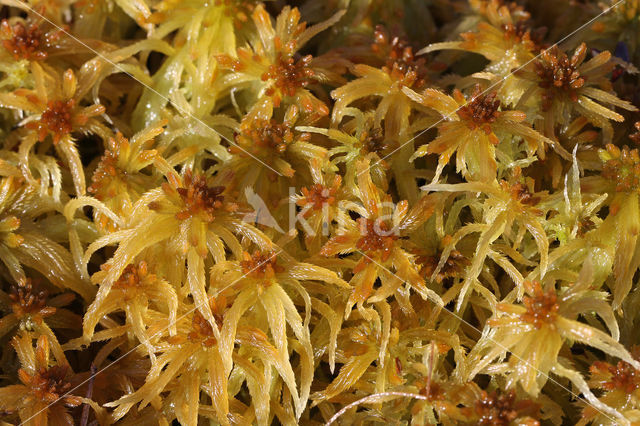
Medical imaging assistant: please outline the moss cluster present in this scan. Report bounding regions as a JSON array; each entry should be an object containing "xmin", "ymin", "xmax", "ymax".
[{"xmin": 1, "ymin": 0, "xmax": 640, "ymax": 424}]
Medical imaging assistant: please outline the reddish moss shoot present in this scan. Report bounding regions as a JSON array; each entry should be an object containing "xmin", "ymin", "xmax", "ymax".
[
  {"xmin": 9, "ymin": 279, "xmax": 55, "ymax": 321},
  {"xmin": 520, "ymin": 281, "xmax": 559, "ymax": 329}
]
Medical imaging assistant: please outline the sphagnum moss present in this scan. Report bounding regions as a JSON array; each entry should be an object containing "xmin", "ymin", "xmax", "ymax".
[{"xmin": 1, "ymin": 0, "xmax": 640, "ymax": 425}]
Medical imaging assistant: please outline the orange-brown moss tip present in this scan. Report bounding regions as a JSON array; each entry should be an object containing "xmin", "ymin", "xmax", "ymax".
[
  {"xmin": 9, "ymin": 278, "xmax": 56, "ymax": 322},
  {"xmin": 457, "ymin": 86, "xmax": 502, "ymax": 135},
  {"xmin": 19, "ymin": 68, "xmax": 106, "ymax": 145},
  {"xmin": 151, "ymin": 169, "xmax": 236, "ymax": 223},
  {"xmin": 0, "ymin": 335, "xmax": 82, "ymax": 424},
  {"xmin": 0, "ymin": 20, "xmax": 54, "ymax": 61},
  {"xmin": 520, "ymin": 280, "xmax": 559, "ymax": 329},
  {"xmin": 409, "ymin": 85, "xmax": 549, "ymax": 182},
  {"xmin": 581, "ymin": 348, "xmax": 640, "ymax": 424},
  {"xmin": 469, "ymin": 389, "xmax": 541, "ymax": 425},
  {"xmin": 240, "ymin": 250, "xmax": 284, "ymax": 283},
  {"xmin": 415, "ymin": 244, "xmax": 470, "ymax": 284},
  {"xmin": 534, "ymin": 44, "xmax": 587, "ymax": 108},
  {"xmin": 590, "ymin": 359, "xmax": 640, "ymax": 394},
  {"xmin": 600, "ymin": 144, "xmax": 640, "ymax": 192},
  {"xmin": 372, "ymin": 25, "xmax": 429, "ymax": 89},
  {"xmin": 188, "ymin": 310, "xmax": 218, "ymax": 347},
  {"xmin": 297, "ymin": 176, "xmax": 340, "ymax": 213},
  {"xmin": 232, "ymin": 110, "xmax": 309, "ymax": 178},
  {"xmin": 261, "ymin": 53, "xmax": 315, "ymax": 100},
  {"xmin": 175, "ymin": 173, "xmax": 226, "ymax": 220}
]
